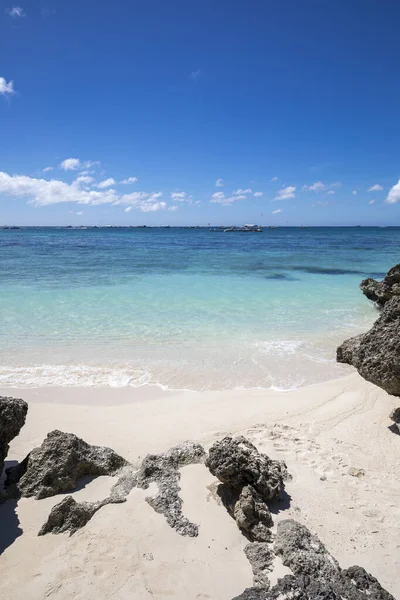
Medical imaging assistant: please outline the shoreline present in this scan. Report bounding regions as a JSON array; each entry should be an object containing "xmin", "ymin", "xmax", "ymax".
[
  {"xmin": 0, "ymin": 355, "xmax": 357, "ymax": 393},
  {"xmin": 1, "ymin": 372, "xmax": 399, "ymax": 598}
]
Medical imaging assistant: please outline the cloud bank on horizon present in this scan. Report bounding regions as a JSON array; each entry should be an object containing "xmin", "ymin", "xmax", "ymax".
[{"xmin": 1, "ymin": 159, "xmax": 400, "ymax": 217}]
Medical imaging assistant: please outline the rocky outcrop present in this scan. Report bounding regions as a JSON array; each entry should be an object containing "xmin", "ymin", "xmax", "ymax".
[
  {"xmin": 360, "ymin": 264, "xmax": 400, "ymax": 307},
  {"xmin": 5, "ymin": 430, "xmax": 128, "ymax": 499},
  {"xmin": 217, "ymin": 484, "xmax": 273, "ymax": 542},
  {"xmin": 135, "ymin": 441, "xmax": 206, "ymax": 537},
  {"xmin": 206, "ymin": 437, "xmax": 288, "ymax": 541},
  {"xmin": 389, "ymin": 407, "xmax": 400, "ymax": 433},
  {"xmin": 337, "ymin": 296, "xmax": 400, "ymax": 396},
  {"xmin": 39, "ymin": 495, "xmax": 124, "ymax": 536},
  {"xmin": 233, "ymin": 520, "xmax": 394, "ymax": 600},
  {"xmin": 244, "ymin": 542, "xmax": 274, "ymax": 590},
  {"xmin": 206, "ymin": 437, "xmax": 287, "ymax": 501},
  {"xmin": 37, "ymin": 441, "xmax": 205, "ymax": 537},
  {"xmin": 0, "ymin": 396, "xmax": 28, "ymax": 489}
]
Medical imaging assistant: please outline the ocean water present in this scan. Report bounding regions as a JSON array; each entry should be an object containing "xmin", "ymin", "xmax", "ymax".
[{"xmin": 0, "ymin": 226, "xmax": 398, "ymax": 390}]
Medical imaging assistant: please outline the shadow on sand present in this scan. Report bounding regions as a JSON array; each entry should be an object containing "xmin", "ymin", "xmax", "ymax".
[{"xmin": 0, "ymin": 460, "xmax": 23, "ymax": 555}]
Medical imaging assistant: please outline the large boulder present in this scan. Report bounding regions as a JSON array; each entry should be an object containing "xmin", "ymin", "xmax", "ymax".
[
  {"xmin": 5, "ymin": 429, "xmax": 128, "ymax": 499},
  {"xmin": 0, "ymin": 396, "xmax": 28, "ymax": 477},
  {"xmin": 206, "ymin": 436, "xmax": 287, "ymax": 501},
  {"xmin": 360, "ymin": 264, "xmax": 400, "ymax": 307},
  {"xmin": 206, "ymin": 436, "xmax": 288, "ymax": 542},
  {"xmin": 337, "ymin": 296, "xmax": 400, "ymax": 396}
]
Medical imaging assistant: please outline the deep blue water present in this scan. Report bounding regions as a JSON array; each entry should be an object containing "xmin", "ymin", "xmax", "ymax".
[{"xmin": 0, "ymin": 226, "xmax": 398, "ymax": 390}]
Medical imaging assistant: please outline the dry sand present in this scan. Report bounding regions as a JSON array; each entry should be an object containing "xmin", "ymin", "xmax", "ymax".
[{"xmin": 0, "ymin": 372, "xmax": 399, "ymax": 599}]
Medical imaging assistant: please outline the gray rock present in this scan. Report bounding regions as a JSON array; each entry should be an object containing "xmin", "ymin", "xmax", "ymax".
[
  {"xmin": 37, "ymin": 440, "xmax": 206, "ymax": 537},
  {"xmin": 206, "ymin": 436, "xmax": 287, "ymax": 501},
  {"xmin": 39, "ymin": 495, "xmax": 123, "ymax": 536},
  {"xmin": 0, "ymin": 396, "xmax": 28, "ymax": 478},
  {"xmin": 269, "ymin": 519, "xmax": 394, "ymax": 600},
  {"xmin": 6, "ymin": 430, "xmax": 128, "ymax": 499},
  {"xmin": 135, "ymin": 441, "xmax": 206, "ymax": 537},
  {"xmin": 389, "ymin": 407, "xmax": 400, "ymax": 423},
  {"xmin": 232, "ymin": 589, "xmax": 268, "ymax": 600},
  {"xmin": 233, "ymin": 521, "xmax": 395, "ymax": 599},
  {"xmin": 244, "ymin": 542, "xmax": 274, "ymax": 589},
  {"xmin": 274, "ymin": 519, "xmax": 340, "ymax": 581},
  {"xmin": 360, "ymin": 264, "xmax": 400, "ymax": 307},
  {"xmin": 337, "ymin": 296, "xmax": 400, "ymax": 396},
  {"xmin": 218, "ymin": 484, "xmax": 273, "ymax": 542}
]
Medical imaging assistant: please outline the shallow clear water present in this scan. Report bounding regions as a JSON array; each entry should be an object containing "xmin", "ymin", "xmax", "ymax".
[{"xmin": 0, "ymin": 226, "xmax": 398, "ymax": 390}]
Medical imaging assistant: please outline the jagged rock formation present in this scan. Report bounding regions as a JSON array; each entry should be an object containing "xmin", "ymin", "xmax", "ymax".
[
  {"xmin": 5, "ymin": 430, "xmax": 128, "ymax": 499},
  {"xmin": 389, "ymin": 407, "xmax": 400, "ymax": 434},
  {"xmin": 217, "ymin": 484, "xmax": 273, "ymax": 542},
  {"xmin": 39, "ymin": 495, "xmax": 124, "ymax": 536},
  {"xmin": 233, "ymin": 520, "xmax": 394, "ymax": 600},
  {"xmin": 135, "ymin": 441, "xmax": 206, "ymax": 537},
  {"xmin": 243, "ymin": 543, "xmax": 274, "ymax": 590},
  {"xmin": 37, "ymin": 441, "xmax": 205, "ymax": 537},
  {"xmin": 360, "ymin": 264, "xmax": 400, "ymax": 307},
  {"xmin": 206, "ymin": 437, "xmax": 287, "ymax": 541},
  {"xmin": 337, "ymin": 296, "xmax": 400, "ymax": 396},
  {"xmin": 206, "ymin": 437, "xmax": 287, "ymax": 501},
  {"xmin": 0, "ymin": 396, "xmax": 28, "ymax": 479}
]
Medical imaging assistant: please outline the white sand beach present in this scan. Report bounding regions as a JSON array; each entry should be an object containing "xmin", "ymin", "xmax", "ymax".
[{"xmin": 0, "ymin": 372, "xmax": 398, "ymax": 599}]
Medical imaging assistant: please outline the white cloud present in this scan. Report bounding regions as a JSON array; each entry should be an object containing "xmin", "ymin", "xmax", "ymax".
[
  {"xmin": 169, "ymin": 191, "xmax": 194, "ymax": 204},
  {"xmin": 0, "ymin": 170, "xmax": 166, "ymax": 213},
  {"xmin": 274, "ymin": 186, "xmax": 296, "ymax": 200},
  {"xmin": 210, "ymin": 191, "xmax": 247, "ymax": 206},
  {"xmin": 352, "ymin": 190, "xmax": 357, "ymax": 196},
  {"xmin": 302, "ymin": 181, "xmax": 341, "ymax": 193},
  {"xmin": 59, "ymin": 158, "xmax": 80, "ymax": 171},
  {"xmin": 140, "ymin": 201, "xmax": 167, "ymax": 212},
  {"xmin": 125, "ymin": 206, "xmax": 132, "ymax": 213},
  {"xmin": 97, "ymin": 177, "xmax": 116, "ymax": 189},
  {"xmin": 43, "ymin": 167, "xmax": 53, "ymax": 173},
  {"xmin": 6, "ymin": 6, "xmax": 25, "ymax": 17},
  {"xmin": 75, "ymin": 175, "xmax": 94, "ymax": 186},
  {"xmin": 368, "ymin": 184, "xmax": 383, "ymax": 192},
  {"xmin": 171, "ymin": 191, "xmax": 186, "ymax": 200},
  {"xmin": 76, "ymin": 211, "xmax": 84, "ymax": 216},
  {"xmin": 0, "ymin": 77, "xmax": 15, "ymax": 96},
  {"xmin": 272, "ymin": 209, "xmax": 282, "ymax": 214},
  {"xmin": 271, "ymin": 176, "xmax": 278, "ymax": 182},
  {"xmin": 82, "ymin": 160, "xmax": 100, "ymax": 170},
  {"xmin": 190, "ymin": 69, "xmax": 201, "ymax": 81},
  {"xmin": 121, "ymin": 177, "xmax": 138, "ymax": 184},
  {"xmin": 234, "ymin": 188, "xmax": 252, "ymax": 195},
  {"xmin": 168, "ymin": 205, "xmax": 178, "ymax": 212},
  {"xmin": 215, "ymin": 178, "xmax": 224, "ymax": 187},
  {"xmin": 385, "ymin": 180, "xmax": 400, "ymax": 204},
  {"xmin": 59, "ymin": 158, "xmax": 100, "ymax": 172},
  {"xmin": 114, "ymin": 191, "xmax": 166, "ymax": 212},
  {"xmin": 326, "ymin": 190, "xmax": 335, "ymax": 195},
  {"xmin": 368, "ymin": 199, "xmax": 376, "ymax": 205},
  {"xmin": 253, "ymin": 192, "xmax": 263, "ymax": 197}
]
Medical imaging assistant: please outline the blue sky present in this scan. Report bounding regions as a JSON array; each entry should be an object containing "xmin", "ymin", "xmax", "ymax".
[{"xmin": 1, "ymin": 0, "xmax": 400, "ymax": 226}]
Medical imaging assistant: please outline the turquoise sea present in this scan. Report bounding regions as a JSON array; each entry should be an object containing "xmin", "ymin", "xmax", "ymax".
[{"xmin": 0, "ymin": 227, "xmax": 398, "ymax": 390}]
